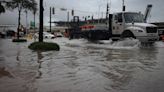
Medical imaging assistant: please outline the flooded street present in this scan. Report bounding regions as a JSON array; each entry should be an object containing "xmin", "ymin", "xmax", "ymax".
[{"xmin": 0, "ymin": 38, "xmax": 164, "ymax": 92}]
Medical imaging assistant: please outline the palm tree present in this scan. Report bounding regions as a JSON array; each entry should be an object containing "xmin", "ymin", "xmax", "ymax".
[
  {"xmin": 6, "ymin": 0, "xmax": 37, "ymax": 39},
  {"xmin": 31, "ymin": 0, "xmax": 38, "ymax": 30}
]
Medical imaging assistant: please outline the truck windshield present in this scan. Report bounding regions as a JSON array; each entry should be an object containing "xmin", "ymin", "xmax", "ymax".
[{"xmin": 124, "ymin": 13, "xmax": 144, "ymax": 23}]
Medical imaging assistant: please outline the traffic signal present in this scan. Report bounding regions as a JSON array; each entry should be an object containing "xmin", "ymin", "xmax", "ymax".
[
  {"xmin": 52, "ymin": 7, "xmax": 55, "ymax": 14},
  {"xmin": 92, "ymin": 15, "xmax": 94, "ymax": 20},
  {"xmin": 71, "ymin": 9, "xmax": 74, "ymax": 16},
  {"xmin": 85, "ymin": 17, "xmax": 87, "ymax": 21}
]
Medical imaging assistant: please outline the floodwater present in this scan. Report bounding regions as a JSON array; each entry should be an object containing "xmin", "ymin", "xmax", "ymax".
[{"xmin": 0, "ymin": 38, "xmax": 164, "ymax": 92}]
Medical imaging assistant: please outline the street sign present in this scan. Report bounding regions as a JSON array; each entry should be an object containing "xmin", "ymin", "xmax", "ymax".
[{"xmin": 30, "ymin": 21, "xmax": 35, "ymax": 28}]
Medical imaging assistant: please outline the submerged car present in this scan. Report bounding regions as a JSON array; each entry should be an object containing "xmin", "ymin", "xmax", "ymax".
[{"xmin": 34, "ymin": 32, "xmax": 55, "ymax": 39}]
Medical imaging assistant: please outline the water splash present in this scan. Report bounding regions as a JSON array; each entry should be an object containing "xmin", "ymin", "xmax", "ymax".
[
  {"xmin": 85, "ymin": 38, "xmax": 140, "ymax": 50},
  {"xmin": 50, "ymin": 38, "xmax": 141, "ymax": 50},
  {"xmin": 154, "ymin": 41, "xmax": 164, "ymax": 48}
]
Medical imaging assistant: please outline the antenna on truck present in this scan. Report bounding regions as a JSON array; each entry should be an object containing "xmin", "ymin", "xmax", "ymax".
[{"xmin": 144, "ymin": 4, "xmax": 152, "ymax": 22}]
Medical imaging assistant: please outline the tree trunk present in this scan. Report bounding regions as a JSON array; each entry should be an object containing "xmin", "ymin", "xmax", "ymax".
[
  {"xmin": 34, "ymin": 13, "xmax": 36, "ymax": 31},
  {"xmin": 39, "ymin": 0, "xmax": 43, "ymax": 42},
  {"xmin": 17, "ymin": 9, "xmax": 21, "ymax": 39}
]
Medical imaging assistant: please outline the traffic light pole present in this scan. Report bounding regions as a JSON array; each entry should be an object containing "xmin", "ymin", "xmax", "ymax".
[
  {"xmin": 50, "ymin": 7, "xmax": 52, "ymax": 33},
  {"xmin": 122, "ymin": 0, "xmax": 125, "ymax": 11}
]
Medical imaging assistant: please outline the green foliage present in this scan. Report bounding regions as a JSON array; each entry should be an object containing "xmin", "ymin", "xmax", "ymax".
[
  {"xmin": 0, "ymin": 2, "xmax": 5, "ymax": 14},
  {"xmin": 5, "ymin": 0, "xmax": 37, "ymax": 12},
  {"xmin": 31, "ymin": 0, "xmax": 38, "ymax": 14},
  {"xmin": 28, "ymin": 42, "xmax": 60, "ymax": 51},
  {"xmin": 5, "ymin": 0, "xmax": 38, "ymax": 39},
  {"xmin": 12, "ymin": 39, "xmax": 27, "ymax": 42}
]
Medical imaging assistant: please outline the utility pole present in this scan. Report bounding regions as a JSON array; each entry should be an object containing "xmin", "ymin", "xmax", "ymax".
[
  {"xmin": 25, "ymin": 10, "xmax": 28, "ymax": 34},
  {"xmin": 49, "ymin": 7, "xmax": 52, "ymax": 32},
  {"xmin": 106, "ymin": 3, "xmax": 109, "ymax": 19},
  {"xmin": 17, "ymin": 4, "xmax": 21, "ymax": 39},
  {"xmin": 39, "ymin": 0, "xmax": 44, "ymax": 42},
  {"xmin": 67, "ymin": 11, "xmax": 69, "ymax": 27},
  {"xmin": 67, "ymin": 11, "xmax": 69, "ymax": 22}
]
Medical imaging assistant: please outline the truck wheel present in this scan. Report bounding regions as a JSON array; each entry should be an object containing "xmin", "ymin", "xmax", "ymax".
[{"xmin": 121, "ymin": 31, "xmax": 136, "ymax": 39}]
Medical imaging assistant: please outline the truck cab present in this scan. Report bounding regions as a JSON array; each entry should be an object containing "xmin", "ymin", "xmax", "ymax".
[{"xmin": 111, "ymin": 12, "xmax": 159, "ymax": 42}]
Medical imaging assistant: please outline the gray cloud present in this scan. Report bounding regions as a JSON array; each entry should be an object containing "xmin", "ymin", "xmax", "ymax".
[{"xmin": 0, "ymin": 0, "xmax": 164, "ymax": 26}]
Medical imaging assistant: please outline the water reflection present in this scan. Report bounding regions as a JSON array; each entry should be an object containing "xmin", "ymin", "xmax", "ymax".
[
  {"xmin": 102, "ymin": 48, "xmax": 158, "ymax": 90},
  {"xmin": 36, "ymin": 51, "xmax": 44, "ymax": 79},
  {"xmin": 16, "ymin": 47, "xmax": 20, "ymax": 61},
  {"xmin": 63, "ymin": 51, "xmax": 79, "ymax": 69},
  {"xmin": 0, "ymin": 67, "xmax": 13, "ymax": 78},
  {"xmin": 0, "ymin": 39, "xmax": 39, "ymax": 92},
  {"xmin": 137, "ymin": 48, "xmax": 158, "ymax": 71},
  {"xmin": 0, "ymin": 38, "xmax": 163, "ymax": 92}
]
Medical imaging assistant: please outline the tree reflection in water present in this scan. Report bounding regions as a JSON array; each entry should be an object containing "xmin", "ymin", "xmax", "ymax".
[{"xmin": 36, "ymin": 51, "xmax": 44, "ymax": 79}]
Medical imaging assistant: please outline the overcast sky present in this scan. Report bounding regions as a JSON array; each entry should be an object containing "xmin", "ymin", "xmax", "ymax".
[{"xmin": 0, "ymin": 0, "xmax": 164, "ymax": 26}]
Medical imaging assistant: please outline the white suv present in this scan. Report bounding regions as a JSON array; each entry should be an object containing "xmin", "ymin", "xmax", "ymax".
[{"xmin": 34, "ymin": 32, "xmax": 55, "ymax": 39}]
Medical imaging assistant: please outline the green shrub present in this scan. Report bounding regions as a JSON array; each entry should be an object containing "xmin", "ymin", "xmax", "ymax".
[
  {"xmin": 28, "ymin": 42, "xmax": 60, "ymax": 51},
  {"xmin": 12, "ymin": 39, "xmax": 27, "ymax": 42}
]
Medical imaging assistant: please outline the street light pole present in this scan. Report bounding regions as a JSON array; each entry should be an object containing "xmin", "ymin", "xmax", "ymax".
[{"xmin": 39, "ymin": 0, "xmax": 44, "ymax": 42}]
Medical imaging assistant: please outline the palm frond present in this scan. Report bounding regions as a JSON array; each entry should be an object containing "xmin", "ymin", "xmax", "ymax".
[
  {"xmin": 5, "ymin": 0, "xmax": 38, "ymax": 12},
  {"xmin": 0, "ymin": 2, "xmax": 5, "ymax": 13}
]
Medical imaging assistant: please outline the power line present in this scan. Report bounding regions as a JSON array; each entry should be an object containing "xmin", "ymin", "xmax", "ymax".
[{"xmin": 47, "ymin": 5, "xmax": 108, "ymax": 15}]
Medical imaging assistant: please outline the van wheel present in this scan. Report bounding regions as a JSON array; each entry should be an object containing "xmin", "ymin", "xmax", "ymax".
[
  {"xmin": 121, "ymin": 31, "xmax": 136, "ymax": 39},
  {"xmin": 112, "ymin": 39, "xmax": 118, "ymax": 41}
]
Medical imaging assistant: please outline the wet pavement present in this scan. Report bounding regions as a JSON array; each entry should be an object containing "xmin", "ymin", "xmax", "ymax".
[{"xmin": 0, "ymin": 38, "xmax": 164, "ymax": 92}]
